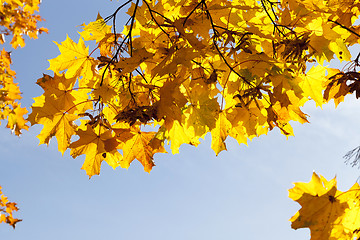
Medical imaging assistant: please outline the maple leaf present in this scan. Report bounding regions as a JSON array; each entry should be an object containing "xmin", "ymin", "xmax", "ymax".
[
  {"xmin": 298, "ymin": 65, "xmax": 327, "ymax": 107},
  {"xmin": 309, "ymin": 35, "xmax": 334, "ymax": 63},
  {"xmin": 6, "ymin": 103, "xmax": 28, "ymax": 135},
  {"xmin": 156, "ymin": 78, "xmax": 187, "ymax": 124},
  {"xmin": 120, "ymin": 127, "xmax": 166, "ymax": 172},
  {"xmin": 289, "ymin": 172, "xmax": 360, "ymax": 240},
  {"xmin": 151, "ymin": 47, "xmax": 199, "ymax": 77},
  {"xmin": 173, "ymin": 18, "xmax": 207, "ymax": 50},
  {"xmin": 211, "ymin": 111, "xmax": 232, "ymax": 155},
  {"xmin": 35, "ymin": 73, "xmax": 91, "ymax": 113},
  {"xmin": 80, "ymin": 15, "xmax": 117, "ymax": 57},
  {"xmin": 338, "ymin": 183, "xmax": 360, "ymax": 239},
  {"xmin": 48, "ymin": 36, "xmax": 96, "ymax": 79},
  {"xmin": 29, "ymin": 96, "xmax": 78, "ymax": 155},
  {"xmin": 69, "ymin": 125, "xmax": 121, "ymax": 177},
  {"xmin": 323, "ymin": 69, "xmax": 352, "ymax": 107},
  {"xmin": 28, "ymin": 73, "xmax": 93, "ymax": 154},
  {"xmin": 184, "ymin": 89, "xmax": 220, "ymax": 138},
  {"xmin": 37, "ymin": 112, "xmax": 78, "ymax": 155},
  {"xmin": 79, "ymin": 13, "xmax": 112, "ymax": 43},
  {"xmin": 165, "ymin": 120, "xmax": 200, "ymax": 154},
  {"xmin": 116, "ymin": 48, "xmax": 154, "ymax": 74},
  {"xmin": 90, "ymin": 69, "xmax": 119, "ymax": 104},
  {"xmin": 329, "ymin": 38, "xmax": 351, "ymax": 62}
]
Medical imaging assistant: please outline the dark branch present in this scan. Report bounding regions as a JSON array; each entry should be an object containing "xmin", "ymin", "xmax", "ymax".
[
  {"xmin": 344, "ymin": 146, "xmax": 360, "ymax": 168},
  {"xmin": 328, "ymin": 19, "xmax": 360, "ymax": 39}
]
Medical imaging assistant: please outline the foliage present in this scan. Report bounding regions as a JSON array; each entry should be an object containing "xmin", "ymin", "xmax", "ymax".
[
  {"xmin": 2, "ymin": 0, "xmax": 360, "ymax": 237},
  {"xmin": 0, "ymin": 0, "xmax": 47, "ymax": 135},
  {"xmin": 29, "ymin": 0, "xmax": 360, "ymax": 176},
  {"xmin": 289, "ymin": 172, "xmax": 360, "ymax": 240},
  {"xmin": 0, "ymin": 185, "xmax": 21, "ymax": 228},
  {"xmin": 0, "ymin": 0, "xmax": 46, "ymax": 229}
]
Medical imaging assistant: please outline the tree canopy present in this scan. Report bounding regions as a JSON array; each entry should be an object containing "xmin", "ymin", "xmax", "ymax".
[
  {"xmin": 28, "ymin": 0, "xmax": 360, "ymax": 177},
  {"xmin": 2, "ymin": 0, "xmax": 360, "ymax": 238}
]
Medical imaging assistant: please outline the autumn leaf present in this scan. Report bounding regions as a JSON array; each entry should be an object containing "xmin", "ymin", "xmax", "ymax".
[
  {"xmin": 37, "ymin": 111, "xmax": 78, "ymax": 154},
  {"xmin": 90, "ymin": 69, "xmax": 119, "ymax": 104},
  {"xmin": 35, "ymin": 73, "xmax": 91, "ymax": 113},
  {"xmin": 298, "ymin": 65, "xmax": 327, "ymax": 107},
  {"xmin": 211, "ymin": 111, "xmax": 232, "ymax": 155},
  {"xmin": 156, "ymin": 78, "xmax": 187, "ymax": 124},
  {"xmin": 6, "ymin": 103, "xmax": 28, "ymax": 135},
  {"xmin": 48, "ymin": 36, "xmax": 96, "ymax": 79},
  {"xmin": 165, "ymin": 120, "xmax": 200, "ymax": 154},
  {"xmin": 323, "ymin": 69, "xmax": 353, "ymax": 107},
  {"xmin": 289, "ymin": 172, "xmax": 360, "ymax": 240},
  {"xmin": 184, "ymin": 90, "xmax": 220, "ymax": 138},
  {"xmin": 120, "ymin": 127, "xmax": 166, "ymax": 172},
  {"xmin": 79, "ymin": 13, "xmax": 112, "ymax": 43},
  {"xmin": 116, "ymin": 48, "xmax": 154, "ymax": 74},
  {"xmin": 69, "ymin": 125, "xmax": 121, "ymax": 177},
  {"xmin": 173, "ymin": 18, "xmax": 207, "ymax": 50}
]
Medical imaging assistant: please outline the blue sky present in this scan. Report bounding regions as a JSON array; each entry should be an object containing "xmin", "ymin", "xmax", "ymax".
[{"xmin": 1, "ymin": 1, "xmax": 360, "ymax": 239}]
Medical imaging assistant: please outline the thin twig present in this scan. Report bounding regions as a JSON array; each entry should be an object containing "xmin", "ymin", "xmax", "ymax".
[
  {"xmin": 143, "ymin": 0, "xmax": 173, "ymax": 42},
  {"xmin": 328, "ymin": 19, "xmax": 360, "ymax": 39},
  {"xmin": 183, "ymin": 0, "xmax": 203, "ymax": 26},
  {"xmin": 260, "ymin": 0, "xmax": 285, "ymax": 37},
  {"xmin": 202, "ymin": 0, "xmax": 255, "ymax": 87}
]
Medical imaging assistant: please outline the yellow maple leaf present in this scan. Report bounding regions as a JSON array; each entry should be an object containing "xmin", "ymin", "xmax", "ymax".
[
  {"xmin": 165, "ymin": 120, "xmax": 200, "ymax": 154},
  {"xmin": 28, "ymin": 91, "xmax": 80, "ymax": 155},
  {"xmin": 289, "ymin": 172, "xmax": 337, "ymax": 201},
  {"xmin": 35, "ymin": 73, "xmax": 91, "ymax": 113},
  {"xmin": 289, "ymin": 172, "xmax": 360, "ymax": 240},
  {"xmin": 48, "ymin": 36, "xmax": 96, "ymax": 79},
  {"xmin": 91, "ymin": 78, "xmax": 118, "ymax": 104},
  {"xmin": 211, "ymin": 111, "xmax": 232, "ymax": 155},
  {"xmin": 79, "ymin": 13, "xmax": 112, "ymax": 43},
  {"xmin": 298, "ymin": 65, "xmax": 327, "ymax": 107},
  {"xmin": 37, "ymin": 112, "xmax": 78, "ymax": 154},
  {"xmin": 184, "ymin": 89, "xmax": 220, "ymax": 138},
  {"xmin": 6, "ymin": 103, "xmax": 28, "ymax": 135},
  {"xmin": 338, "ymin": 183, "xmax": 360, "ymax": 239},
  {"xmin": 28, "ymin": 74, "xmax": 92, "ymax": 149},
  {"xmin": 79, "ymin": 13, "xmax": 115, "ymax": 57},
  {"xmin": 173, "ymin": 18, "xmax": 207, "ymax": 50},
  {"xmin": 329, "ymin": 38, "xmax": 351, "ymax": 62},
  {"xmin": 156, "ymin": 79, "xmax": 187, "ymax": 124},
  {"xmin": 121, "ymin": 128, "xmax": 166, "ymax": 172},
  {"xmin": 69, "ymin": 125, "xmax": 121, "ymax": 177},
  {"xmin": 116, "ymin": 48, "xmax": 154, "ymax": 74}
]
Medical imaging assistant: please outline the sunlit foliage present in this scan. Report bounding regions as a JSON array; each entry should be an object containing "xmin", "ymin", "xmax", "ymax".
[
  {"xmin": 0, "ymin": 0, "xmax": 47, "ymax": 135},
  {"xmin": 29, "ymin": 0, "xmax": 360, "ymax": 176},
  {"xmin": 0, "ymin": 186, "xmax": 21, "ymax": 228},
  {"xmin": 3, "ymin": 0, "xmax": 360, "ymax": 236}
]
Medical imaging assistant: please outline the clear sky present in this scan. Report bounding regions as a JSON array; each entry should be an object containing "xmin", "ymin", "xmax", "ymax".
[{"xmin": 1, "ymin": 1, "xmax": 360, "ymax": 239}]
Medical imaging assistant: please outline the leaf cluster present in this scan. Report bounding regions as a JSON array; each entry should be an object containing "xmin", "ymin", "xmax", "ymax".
[
  {"xmin": 0, "ymin": 0, "xmax": 47, "ymax": 135},
  {"xmin": 0, "ymin": 185, "xmax": 21, "ymax": 228},
  {"xmin": 27, "ymin": 0, "xmax": 360, "ymax": 177}
]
